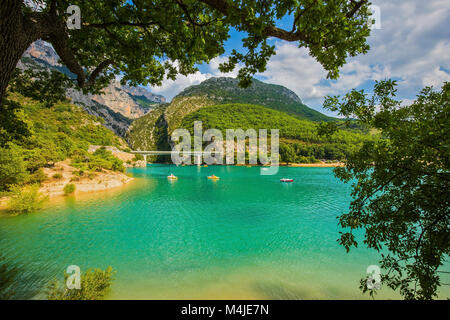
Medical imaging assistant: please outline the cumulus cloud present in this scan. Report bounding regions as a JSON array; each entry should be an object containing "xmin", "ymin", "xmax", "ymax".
[
  {"xmin": 150, "ymin": 71, "xmax": 211, "ymax": 101},
  {"xmin": 259, "ymin": 42, "xmax": 391, "ymax": 104},
  {"xmin": 149, "ymin": 0, "xmax": 450, "ymax": 110},
  {"xmin": 149, "ymin": 57, "xmax": 241, "ymax": 101},
  {"xmin": 261, "ymin": 0, "xmax": 449, "ymax": 109}
]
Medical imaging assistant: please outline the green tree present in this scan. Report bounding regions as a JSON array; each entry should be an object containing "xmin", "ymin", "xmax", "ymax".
[
  {"xmin": 0, "ymin": 99, "xmax": 31, "ymax": 147},
  {"xmin": 0, "ymin": 143, "xmax": 28, "ymax": 191},
  {"xmin": 0, "ymin": 0, "xmax": 372, "ymax": 104},
  {"xmin": 279, "ymin": 143, "xmax": 296, "ymax": 165},
  {"xmin": 7, "ymin": 184, "xmax": 48, "ymax": 215},
  {"xmin": 323, "ymin": 80, "xmax": 450, "ymax": 300},
  {"xmin": 9, "ymin": 68, "xmax": 74, "ymax": 107}
]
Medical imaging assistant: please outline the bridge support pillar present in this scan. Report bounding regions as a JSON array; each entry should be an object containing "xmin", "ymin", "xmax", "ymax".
[
  {"xmin": 143, "ymin": 154, "xmax": 147, "ymax": 164},
  {"xmin": 196, "ymin": 154, "xmax": 201, "ymax": 166}
]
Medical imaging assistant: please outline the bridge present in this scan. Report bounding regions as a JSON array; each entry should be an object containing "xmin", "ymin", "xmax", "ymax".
[{"xmin": 130, "ymin": 150, "xmax": 223, "ymax": 166}]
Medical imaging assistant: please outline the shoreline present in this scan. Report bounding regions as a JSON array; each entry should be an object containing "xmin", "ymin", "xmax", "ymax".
[
  {"xmin": 148, "ymin": 162, "xmax": 345, "ymax": 168},
  {"xmin": 280, "ymin": 162, "xmax": 345, "ymax": 167},
  {"xmin": 39, "ymin": 160, "xmax": 134, "ymax": 198},
  {"xmin": 0, "ymin": 161, "xmax": 342, "ymax": 211},
  {"xmin": 0, "ymin": 160, "xmax": 134, "ymax": 212}
]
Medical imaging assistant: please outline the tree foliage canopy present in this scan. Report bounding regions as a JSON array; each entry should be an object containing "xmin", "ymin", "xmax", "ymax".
[
  {"xmin": 9, "ymin": 68, "xmax": 73, "ymax": 107},
  {"xmin": 1, "ymin": 0, "xmax": 372, "ymax": 102},
  {"xmin": 324, "ymin": 80, "xmax": 450, "ymax": 299}
]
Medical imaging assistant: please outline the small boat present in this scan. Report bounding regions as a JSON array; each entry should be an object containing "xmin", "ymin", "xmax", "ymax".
[
  {"xmin": 203, "ymin": 165, "xmax": 208, "ymax": 167},
  {"xmin": 167, "ymin": 173, "xmax": 178, "ymax": 179},
  {"xmin": 280, "ymin": 178, "xmax": 294, "ymax": 183},
  {"xmin": 208, "ymin": 174, "xmax": 220, "ymax": 180}
]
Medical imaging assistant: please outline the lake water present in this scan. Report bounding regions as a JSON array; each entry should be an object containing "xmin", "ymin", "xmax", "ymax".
[{"xmin": 1, "ymin": 165, "xmax": 448, "ymax": 299}]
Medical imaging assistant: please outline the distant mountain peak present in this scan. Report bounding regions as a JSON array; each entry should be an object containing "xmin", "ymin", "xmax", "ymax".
[
  {"xmin": 193, "ymin": 77, "xmax": 303, "ymax": 104},
  {"xmin": 21, "ymin": 40, "xmax": 166, "ymax": 119},
  {"xmin": 19, "ymin": 40, "xmax": 167, "ymax": 138},
  {"xmin": 177, "ymin": 76, "xmax": 331, "ymax": 122}
]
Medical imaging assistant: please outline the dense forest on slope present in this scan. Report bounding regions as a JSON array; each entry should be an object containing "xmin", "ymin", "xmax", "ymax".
[
  {"xmin": 127, "ymin": 77, "xmax": 345, "ymax": 155},
  {"xmin": 19, "ymin": 41, "xmax": 166, "ymax": 136},
  {"xmin": 127, "ymin": 104, "xmax": 170, "ymax": 151},
  {"xmin": 178, "ymin": 77, "xmax": 334, "ymax": 122},
  {"xmin": 181, "ymin": 104, "xmax": 377, "ymax": 163},
  {"xmin": 0, "ymin": 93, "xmax": 128, "ymax": 193}
]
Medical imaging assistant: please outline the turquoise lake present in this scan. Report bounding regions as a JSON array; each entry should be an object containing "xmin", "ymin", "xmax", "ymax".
[{"xmin": 1, "ymin": 165, "xmax": 448, "ymax": 299}]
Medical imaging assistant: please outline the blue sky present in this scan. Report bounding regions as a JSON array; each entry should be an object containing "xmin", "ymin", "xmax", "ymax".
[{"xmin": 150, "ymin": 0, "xmax": 450, "ymax": 116}]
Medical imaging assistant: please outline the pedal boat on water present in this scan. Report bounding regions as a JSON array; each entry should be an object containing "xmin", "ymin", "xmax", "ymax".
[{"xmin": 280, "ymin": 178, "xmax": 294, "ymax": 183}]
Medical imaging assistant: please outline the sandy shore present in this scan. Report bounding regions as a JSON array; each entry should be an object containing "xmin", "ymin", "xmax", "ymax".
[
  {"xmin": 39, "ymin": 160, "xmax": 134, "ymax": 198},
  {"xmin": 0, "ymin": 159, "xmax": 134, "ymax": 211},
  {"xmin": 233, "ymin": 161, "xmax": 345, "ymax": 167},
  {"xmin": 282, "ymin": 162, "xmax": 345, "ymax": 167}
]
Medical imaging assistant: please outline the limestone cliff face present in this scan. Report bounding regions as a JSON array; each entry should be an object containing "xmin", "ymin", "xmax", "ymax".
[
  {"xmin": 90, "ymin": 82, "xmax": 146, "ymax": 119},
  {"xmin": 19, "ymin": 40, "xmax": 166, "ymax": 137}
]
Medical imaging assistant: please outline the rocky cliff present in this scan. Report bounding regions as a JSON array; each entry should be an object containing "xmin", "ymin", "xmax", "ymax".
[{"xmin": 18, "ymin": 40, "xmax": 166, "ymax": 137}]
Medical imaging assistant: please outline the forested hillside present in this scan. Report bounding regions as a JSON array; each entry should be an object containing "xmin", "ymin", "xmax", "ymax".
[
  {"xmin": 0, "ymin": 92, "xmax": 129, "ymax": 194},
  {"xmin": 127, "ymin": 77, "xmax": 375, "ymax": 163},
  {"xmin": 181, "ymin": 104, "xmax": 377, "ymax": 163}
]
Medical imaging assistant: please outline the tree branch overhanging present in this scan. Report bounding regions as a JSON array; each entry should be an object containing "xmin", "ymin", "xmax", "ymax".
[{"xmin": 199, "ymin": 0, "xmax": 369, "ymax": 43}]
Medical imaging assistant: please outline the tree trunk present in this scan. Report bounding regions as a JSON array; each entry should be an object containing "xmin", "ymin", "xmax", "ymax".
[{"xmin": 0, "ymin": 1, "xmax": 46, "ymax": 104}]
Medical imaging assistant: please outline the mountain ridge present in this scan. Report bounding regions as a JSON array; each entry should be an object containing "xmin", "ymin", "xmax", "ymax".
[
  {"xmin": 177, "ymin": 77, "xmax": 333, "ymax": 122},
  {"xmin": 18, "ymin": 40, "xmax": 166, "ymax": 137},
  {"xmin": 126, "ymin": 78, "xmax": 371, "ymax": 164}
]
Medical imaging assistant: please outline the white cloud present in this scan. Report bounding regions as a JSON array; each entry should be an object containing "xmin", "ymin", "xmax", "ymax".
[
  {"xmin": 150, "ymin": 71, "xmax": 211, "ymax": 100},
  {"xmin": 258, "ymin": 42, "xmax": 391, "ymax": 109},
  {"xmin": 149, "ymin": 0, "xmax": 450, "ymax": 110},
  {"xmin": 423, "ymin": 67, "xmax": 450, "ymax": 88},
  {"xmin": 261, "ymin": 0, "xmax": 450, "ymax": 109},
  {"xmin": 149, "ymin": 57, "xmax": 241, "ymax": 101}
]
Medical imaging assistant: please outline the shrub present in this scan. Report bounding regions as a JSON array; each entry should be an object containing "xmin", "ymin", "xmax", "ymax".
[
  {"xmin": 71, "ymin": 149, "xmax": 125, "ymax": 173},
  {"xmin": 7, "ymin": 184, "xmax": 48, "ymax": 215},
  {"xmin": 27, "ymin": 168, "xmax": 47, "ymax": 184},
  {"xmin": 47, "ymin": 266, "xmax": 115, "ymax": 300},
  {"xmin": 63, "ymin": 184, "xmax": 76, "ymax": 195},
  {"xmin": 73, "ymin": 170, "xmax": 84, "ymax": 177},
  {"xmin": 52, "ymin": 173, "xmax": 63, "ymax": 179},
  {"xmin": 87, "ymin": 172, "xmax": 96, "ymax": 180}
]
